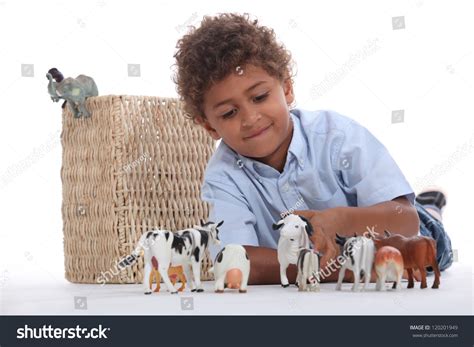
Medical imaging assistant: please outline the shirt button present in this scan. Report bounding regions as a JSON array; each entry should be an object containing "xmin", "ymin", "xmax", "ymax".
[
  {"xmin": 236, "ymin": 159, "xmax": 244, "ymax": 168},
  {"xmin": 299, "ymin": 159, "xmax": 304, "ymax": 166},
  {"xmin": 282, "ymin": 183, "xmax": 290, "ymax": 192}
]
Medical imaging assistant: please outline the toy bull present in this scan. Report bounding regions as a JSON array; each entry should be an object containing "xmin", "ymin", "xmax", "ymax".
[
  {"xmin": 210, "ymin": 244, "xmax": 250, "ymax": 293},
  {"xmin": 374, "ymin": 246, "xmax": 404, "ymax": 291},
  {"xmin": 296, "ymin": 248, "xmax": 320, "ymax": 292},
  {"xmin": 335, "ymin": 234, "xmax": 375, "ymax": 291},
  {"xmin": 119, "ymin": 220, "xmax": 222, "ymax": 294},
  {"xmin": 149, "ymin": 256, "xmax": 186, "ymax": 292},
  {"xmin": 374, "ymin": 230, "xmax": 440, "ymax": 289},
  {"xmin": 272, "ymin": 214, "xmax": 314, "ymax": 287}
]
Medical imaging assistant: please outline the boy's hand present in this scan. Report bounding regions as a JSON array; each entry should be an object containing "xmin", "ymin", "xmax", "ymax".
[
  {"xmin": 293, "ymin": 208, "xmax": 345, "ymax": 264},
  {"xmin": 293, "ymin": 208, "xmax": 347, "ymax": 242}
]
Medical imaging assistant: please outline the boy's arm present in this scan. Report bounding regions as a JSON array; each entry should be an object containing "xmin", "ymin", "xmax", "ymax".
[
  {"xmin": 243, "ymin": 246, "xmax": 297, "ymax": 285},
  {"xmin": 295, "ymin": 195, "xmax": 419, "ymax": 240}
]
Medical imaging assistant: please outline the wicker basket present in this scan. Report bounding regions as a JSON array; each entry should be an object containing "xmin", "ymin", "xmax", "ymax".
[{"xmin": 61, "ymin": 95, "xmax": 215, "ymax": 284}]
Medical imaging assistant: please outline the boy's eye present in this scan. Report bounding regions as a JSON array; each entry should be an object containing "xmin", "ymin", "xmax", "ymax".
[
  {"xmin": 221, "ymin": 109, "xmax": 236, "ymax": 119},
  {"xmin": 253, "ymin": 92, "xmax": 269, "ymax": 103}
]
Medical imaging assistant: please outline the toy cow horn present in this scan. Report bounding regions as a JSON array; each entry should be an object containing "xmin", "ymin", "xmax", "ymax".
[
  {"xmin": 335, "ymin": 233, "xmax": 346, "ymax": 246},
  {"xmin": 272, "ymin": 221, "xmax": 284, "ymax": 230},
  {"xmin": 353, "ymin": 232, "xmax": 357, "ymax": 237},
  {"xmin": 384, "ymin": 230, "xmax": 391, "ymax": 237},
  {"xmin": 299, "ymin": 216, "xmax": 314, "ymax": 237},
  {"xmin": 217, "ymin": 220, "xmax": 224, "ymax": 228}
]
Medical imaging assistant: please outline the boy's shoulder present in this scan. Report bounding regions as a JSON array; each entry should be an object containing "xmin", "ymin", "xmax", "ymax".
[
  {"xmin": 294, "ymin": 108, "xmax": 356, "ymax": 135},
  {"xmin": 203, "ymin": 139, "xmax": 242, "ymax": 183}
]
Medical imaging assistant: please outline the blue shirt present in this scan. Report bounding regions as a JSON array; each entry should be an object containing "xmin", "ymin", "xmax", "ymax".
[{"xmin": 201, "ymin": 109, "xmax": 415, "ymax": 259}]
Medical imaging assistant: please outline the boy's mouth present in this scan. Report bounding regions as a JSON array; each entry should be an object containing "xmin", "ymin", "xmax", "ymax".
[{"xmin": 243, "ymin": 124, "xmax": 272, "ymax": 140}]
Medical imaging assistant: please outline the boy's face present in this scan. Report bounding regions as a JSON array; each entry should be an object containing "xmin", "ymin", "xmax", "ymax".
[{"xmin": 201, "ymin": 65, "xmax": 294, "ymax": 162}]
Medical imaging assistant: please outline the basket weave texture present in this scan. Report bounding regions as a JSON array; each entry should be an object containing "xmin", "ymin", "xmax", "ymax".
[{"xmin": 61, "ymin": 95, "xmax": 215, "ymax": 284}]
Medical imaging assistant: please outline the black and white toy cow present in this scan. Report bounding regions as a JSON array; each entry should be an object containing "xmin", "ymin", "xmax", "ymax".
[
  {"xmin": 272, "ymin": 214, "xmax": 314, "ymax": 287},
  {"xmin": 296, "ymin": 248, "xmax": 321, "ymax": 292},
  {"xmin": 119, "ymin": 220, "xmax": 223, "ymax": 294},
  {"xmin": 335, "ymin": 234, "xmax": 375, "ymax": 292},
  {"xmin": 209, "ymin": 244, "xmax": 250, "ymax": 293}
]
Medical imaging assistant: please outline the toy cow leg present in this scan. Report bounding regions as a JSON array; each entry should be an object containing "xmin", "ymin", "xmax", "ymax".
[
  {"xmin": 279, "ymin": 262, "xmax": 290, "ymax": 288},
  {"xmin": 239, "ymin": 266, "xmax": 250, "ymax": 293},
  {"xmin": 158, "ymin": 263, "xmax": 178, "ymax": 294},
  {"xmin": 418, "ymin": 266, "xmax": 428, "ymax": 289},
  {"xmin": 431, "ymin": 263, "xmax": 441, "ymax": 289},
  {"xmin": 296, "ymin": 269, "xmax": 305, "ymax": 292},
  {"xmin": 235, "ymin": 257, "xmax": 251, "ymax": 293},
  {"xmin": 191, "ymin": 261, "xmax": 204, "ymax": 292},
  {"xmin": 335, "ymin": 263, "xmax": 347, "ymax": 291},
  {"xmin": 351, "ymin": 266, "xmax": 361, "ymax": 292},
  {"xmin": 406, "ymin": 268, "xmax": 415, "ymax": 289},
  {"xmin": 150, "ymin": 256, "xmax": 161, "ymax": 292},
  {"xmin": 362, "ymin": 268, "xmax": 371, "ymax": 291},
  {"xmin": 375, "ymin": 269, "xmax": 387, "ymax": 291},
  {"xmin": 149, "ymin": 268, "xmax": 161, "ymax": 292},
  {"xmin": 392, "ymin": 268, "xmax": 403, "ymax": 290},
  {"xmin": 182, "ymin": 264, "xmax": 196, "ymax": 292},
  {"xmin": 177, "ymin": 272, "xmax": 186, "ymax": 292},
  {"xmin": 214, "ymin": 275, "xmax": 226, "ymax": 293},
  {"xmin": 143, "ymin": 260, "xmax": 153, "ymax": 295}
]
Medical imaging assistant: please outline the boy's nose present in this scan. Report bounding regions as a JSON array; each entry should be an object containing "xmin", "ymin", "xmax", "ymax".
[{"xmin": 241, "ymin": 110, "xmax": 261, "ymax": 128}]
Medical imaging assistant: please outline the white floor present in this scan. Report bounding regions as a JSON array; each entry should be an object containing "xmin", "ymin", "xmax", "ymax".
[{"xmin": 1, "ymin": 262, "xmax": 472, "ymax": 316}]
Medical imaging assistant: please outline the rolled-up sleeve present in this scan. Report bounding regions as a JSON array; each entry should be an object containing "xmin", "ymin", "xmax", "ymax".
[
  {"xmin": 336, "ymin": 120, "xmax": 415, "ymax": 207},
  {"xmin": 201, "ymin": 178, "xmax": 259, "ymax": 260}
]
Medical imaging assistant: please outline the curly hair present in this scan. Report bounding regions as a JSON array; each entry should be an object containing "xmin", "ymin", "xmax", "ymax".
[{"xmin": 173, "ymin": 13, "xmax": 294, "ymax": 121}]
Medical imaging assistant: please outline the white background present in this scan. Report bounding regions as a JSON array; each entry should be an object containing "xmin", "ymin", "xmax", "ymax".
[{"xmin": 0, "ymin": 0, "xmax": 472, "ymax": 314}]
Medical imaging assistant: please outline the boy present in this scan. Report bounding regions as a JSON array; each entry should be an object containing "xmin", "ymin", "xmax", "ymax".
[{"xmin": 173, "ymin": 13, "xmax": 453, "ymax": 284}]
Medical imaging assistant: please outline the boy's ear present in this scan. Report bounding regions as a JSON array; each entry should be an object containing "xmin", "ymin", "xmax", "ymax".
[
  {"xmin": 196, "ymin": 116, "xmax": 221, "ymax": 141},
  {"xmin": 283, "ymin": 77, "xmax": 295, "ymax": 106}
]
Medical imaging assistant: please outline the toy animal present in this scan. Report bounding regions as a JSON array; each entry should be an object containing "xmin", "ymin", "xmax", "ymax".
[
  {"xmin": 273, "ymin": 214, "xmax": 313, "ymax": 287},
  {"xmin": 210, "ymin": 244, "xmax": 250, "ymax": 293},
  {"xmin": 291, "ymin": 211, "xmax": 338, "ymax": 270},
  {"xmin": 296, "ymin": 248, "xmax": 320, "ymax": 292},
  {"xmin": 119, "ymin": 220, "xmax": 223, "ymax": 294},
  {"xmin": 46, "ymin": 67, "xmax": 98, "ymax": 118},
  {"xmin": 335, "ymin": 234, "xmax": 375, "ymax": 291},
  {"xmin": 374, "ymin": 230, "xmax": 440, "ymax": 289},
  {"xmin": 374, "ymin": 246, "xmax": 404, "ymax": 291},
  {"xmin": 149, "ymin": 256, "xmax": 186, "ymax": 292}
]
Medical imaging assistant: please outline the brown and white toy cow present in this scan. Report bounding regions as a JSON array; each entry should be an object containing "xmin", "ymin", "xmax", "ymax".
[
  {"xmin": 374, "ymin": 246, "xmax": 404, "ymax": 291},
  {"xmin": 374, "ymin": 230, "xmax": 440, "ymax": 289}
]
